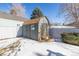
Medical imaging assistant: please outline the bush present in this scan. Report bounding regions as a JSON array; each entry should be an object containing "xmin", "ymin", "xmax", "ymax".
[{"xmin": 61, "ymin": 33, "xmax": 79, "ymax": 46}]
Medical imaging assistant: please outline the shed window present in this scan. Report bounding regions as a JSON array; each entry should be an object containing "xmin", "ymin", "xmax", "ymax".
[{"xmin": 31, "ymin": 25, "xmax": 35, "ymax": 30}]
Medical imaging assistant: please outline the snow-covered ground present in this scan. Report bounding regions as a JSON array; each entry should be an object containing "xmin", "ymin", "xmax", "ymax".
[
  {"xmin": 17, "ymin": 38, "xmax": 79, "ymax": 56},
  {"xmin": 0, "ymin": 38, "xmax": 79, "ymax": 56}
]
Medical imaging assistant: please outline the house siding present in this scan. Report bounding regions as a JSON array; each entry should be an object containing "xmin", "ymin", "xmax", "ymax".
[{"xmin": 0, "ymin": 18, "xmax": 23, "ymax": 39}]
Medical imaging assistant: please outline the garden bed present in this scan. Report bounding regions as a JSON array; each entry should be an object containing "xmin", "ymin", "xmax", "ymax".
[{"xmin": 61, "ymin": 33, "xmax": 79, "ymax": 46}]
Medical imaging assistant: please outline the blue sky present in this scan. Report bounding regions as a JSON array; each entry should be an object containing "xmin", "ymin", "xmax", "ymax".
[{"xmin": 0, "ymin": 3, "xmax": 64, "ymax": 24}]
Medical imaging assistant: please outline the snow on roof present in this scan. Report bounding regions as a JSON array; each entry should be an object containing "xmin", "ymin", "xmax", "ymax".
[{"xmin": 50, "ymin": 26, "xmax": 77, "ymax": 28}]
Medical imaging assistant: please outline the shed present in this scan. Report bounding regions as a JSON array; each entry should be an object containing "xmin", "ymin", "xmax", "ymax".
[{"xmin": 23, "ymin": 17, "xmax": 50, "ymax": 41}]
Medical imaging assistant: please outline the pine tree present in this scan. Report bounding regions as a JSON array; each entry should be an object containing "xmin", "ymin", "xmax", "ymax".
[{"xmin": 31, "ymin": 7, "xmax": 44, "ymax": 19}]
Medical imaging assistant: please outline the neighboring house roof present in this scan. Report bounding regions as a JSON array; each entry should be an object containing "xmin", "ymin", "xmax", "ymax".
[
  {"xmin": 66, "ymin": 21, "xmax": 79, "ymax": 27},
  {"xmin": 0, "ymin": 11, "xmax": 49, "ymax": 25},
  {"xmin": 0, "ymin": 11, "xmax": 29, "ymax": 22}
]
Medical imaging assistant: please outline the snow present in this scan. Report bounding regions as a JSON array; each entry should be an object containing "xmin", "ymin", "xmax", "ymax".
[
  {"xmin": 0, "ymin": 38, "xmax": 79, "ymax": 56},
  {"xmin": 0, "ymin": 38, "xmax": 20, "ymax": 48},
  {"xmin": 17, "ymin": 38, "xmax": 79, "ymax": 56},
  {"xmin": 50, "ymin": 26, "xmax": 76, "ymax": 28}
]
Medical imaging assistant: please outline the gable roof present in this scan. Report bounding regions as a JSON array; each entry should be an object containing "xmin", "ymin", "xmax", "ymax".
[
  {"xmin": 23, "ymin": 18, "xmax": 40, "ymax": 25},
  {"xmin": 24, "ymin": 16, "xmax": 50, "ymax": 25},
  {"xmin": 0, "ymin": 11, "xmax": 29, "ymax": 22}
]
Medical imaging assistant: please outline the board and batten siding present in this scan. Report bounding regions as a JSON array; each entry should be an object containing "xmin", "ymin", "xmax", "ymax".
[
  {"xmin": 22, "ymin": 24, "xmax": 38, "ymax": 40},
  {"xmin": 30, "ymin": 24, "xmax": 38, "ymax": 40},
  {"xmin": 22, "ymin": 25, "xmax": 31, "ymax": 38},
  {"xmin": 0, "ymin": 18, "xmax": 23, "ymax": 39},
  {"xmin": 50, "ymin": 26, "xmax": 79, "ymax": 42}
]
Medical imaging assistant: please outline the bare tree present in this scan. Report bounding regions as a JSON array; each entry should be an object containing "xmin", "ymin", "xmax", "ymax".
[
  {"xmin": 60, "ymin": 3, "xmax": 79, "ymax": 24},
  {"xmin": 10, "ymin": 3, "xmax": 26, "ymax": 17}
]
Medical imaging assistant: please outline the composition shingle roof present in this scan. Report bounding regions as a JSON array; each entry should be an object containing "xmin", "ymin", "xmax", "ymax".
[{"xmin": 23, "ymin": 18, "xmax": 40, "ymax": 25}]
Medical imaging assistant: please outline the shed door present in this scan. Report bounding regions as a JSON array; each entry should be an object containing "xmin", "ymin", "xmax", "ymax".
[{"xmin": 40, "ymin": 23, "xmax": 49, "ymax": 41}]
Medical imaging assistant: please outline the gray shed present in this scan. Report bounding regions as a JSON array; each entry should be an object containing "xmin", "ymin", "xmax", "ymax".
[{"xmin": 23, "ymin": 17, "xmax": 50, "ymax": 41}]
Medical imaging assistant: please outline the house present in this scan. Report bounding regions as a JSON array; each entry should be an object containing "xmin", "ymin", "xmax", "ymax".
[
  {"xmin": 0, "ymin": 11, "xmax": 50, "ymax": 42},
  {"xmin": 66, "ymin": 21, "xmax": 79, "ymax": 27},
  {"xmin": 49, "ymin": 26, "xmax": 79, "ymax": 42}
]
